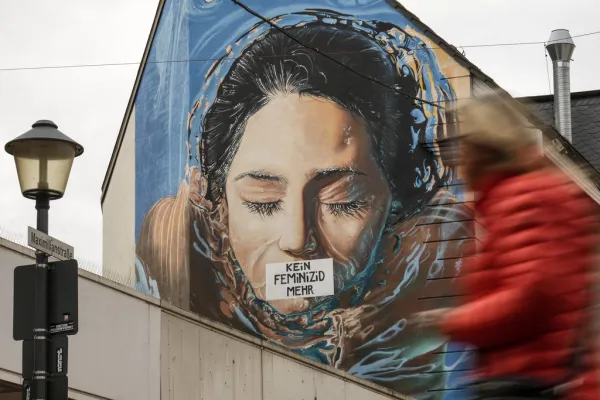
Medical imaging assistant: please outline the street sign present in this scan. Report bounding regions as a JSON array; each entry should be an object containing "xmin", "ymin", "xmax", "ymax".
[
  {"xmin": 14, "ymin": 257, "xmax": 78, "ymax": 400},
  {"xmin": 48, "ymin": 259, "xmax": 78, "ymax": 336},
  {"xmin": 48, "ymin": 375, "xmax": 68, "ymax": 399},
  {"xmin": 22, "ymin": 340, "xmax": 33, "ymax": 381},
  {"xmin": 49, "ymin": 336, "xmax": 68, "ymax": 376},
  {"xmin": 14, "ymin": 260, "xmax": 79, "ymax": 342},
  {"xmin": 27, "ymin": 226, "xmax": 74, "ymax": 260},
  {"xmin": 13, "ymin": 265, "xmax": 36, "ymax": 341}
]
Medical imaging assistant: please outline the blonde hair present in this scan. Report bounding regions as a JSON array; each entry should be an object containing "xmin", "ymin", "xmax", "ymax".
[{"xmin": 455, "ymin": 94, "xmax": 544, "ymax": 183}]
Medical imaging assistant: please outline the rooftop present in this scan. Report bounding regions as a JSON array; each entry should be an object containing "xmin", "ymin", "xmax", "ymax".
[{"xmin": 518, "ymin": 90, "xmax": 600, "ymax": 173}]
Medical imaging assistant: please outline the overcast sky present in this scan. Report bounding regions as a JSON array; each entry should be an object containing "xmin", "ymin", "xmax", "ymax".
[{"xmin": 1, "ymin": 0, "xmax": 599, "ymax": 269}]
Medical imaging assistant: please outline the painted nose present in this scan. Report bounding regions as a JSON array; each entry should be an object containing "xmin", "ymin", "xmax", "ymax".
[{"xmin": 278, "ymin": 199, "xmax": 317, "ymax": 257}]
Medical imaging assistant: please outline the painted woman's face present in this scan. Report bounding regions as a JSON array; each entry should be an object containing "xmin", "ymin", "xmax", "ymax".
[{"xmin": 225, "ymin": 94, "xmax": 392, "ymax": 314}]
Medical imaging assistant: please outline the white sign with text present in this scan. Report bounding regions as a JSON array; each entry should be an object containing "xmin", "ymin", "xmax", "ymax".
[
  {"xmin": 266, "ymin": 258, "xmax": 334, "ymax": 301},
  {"xmin": 27, "ymin": 226, "xmax": 74, "ymax": 261}
]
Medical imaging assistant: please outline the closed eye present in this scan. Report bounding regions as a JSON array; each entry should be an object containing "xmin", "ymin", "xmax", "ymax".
[
  {"xmin": 243, "ymin": 200, "xmax": 283, "ymax": 217},
  {"xmin": 324, "ymin": 200, "xmax": 369, "ymax": 218}
]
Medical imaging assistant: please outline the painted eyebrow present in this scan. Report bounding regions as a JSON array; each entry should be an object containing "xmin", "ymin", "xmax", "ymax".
[
  {"xmin": 308, "ymin": 166, "xmax": 366, "ymax": 181},
  {"xmin": 233, "ymin": 170, "xmax": 288, "ymax": 184}
]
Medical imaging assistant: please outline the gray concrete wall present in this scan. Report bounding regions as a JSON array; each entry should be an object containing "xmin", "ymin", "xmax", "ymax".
[
  {"xmin": 1, "ymin": 238, "xmax": 413, "ymax": 400},
  {"xmin": 0, "ymin": 239, "xmax": 33, "ymax": 391},
  {"xmin": 68, "ymin": 274, "xmax": 161, "ymax": 400},
  {"xmin": 0, "ymin": 241, "xmax": 161, "ymax": 400},
  {"xmin": 160, "ymin": 310, "xmax": 413, "ymax": 400}
]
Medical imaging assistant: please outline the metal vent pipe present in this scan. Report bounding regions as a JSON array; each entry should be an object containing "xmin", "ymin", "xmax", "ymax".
[{"xmin": 546, "ymin": 29, "xmax": 576, "ymax": 143}]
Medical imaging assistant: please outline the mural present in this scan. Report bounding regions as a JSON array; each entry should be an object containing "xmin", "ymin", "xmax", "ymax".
[{"xmin": 134, "ymin": 0, "xmax": 474, "ymax": 398}]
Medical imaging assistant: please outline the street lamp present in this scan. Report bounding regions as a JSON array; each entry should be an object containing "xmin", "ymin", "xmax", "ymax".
[
  {"xmin": 5, "ymin": 120, "xmax": 83, "ymax": 400},
  {"xmin": 5, "ymin": 120, "xmax": 84, "ymax": 201}
]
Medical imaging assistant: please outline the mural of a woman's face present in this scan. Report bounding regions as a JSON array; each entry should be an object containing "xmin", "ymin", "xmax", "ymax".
[
  {"xmin": 133, "ymin": 6, "xmax": 475, "ymax": 398},
  {"xmin": 225, "ymin": 94, "xmax": 392, "ymax": 314}
]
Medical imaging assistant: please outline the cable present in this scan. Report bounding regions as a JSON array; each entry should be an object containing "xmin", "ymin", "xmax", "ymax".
[
  {"xmin": 457, "ymin": 40, "xmax": 544, "ymax": 49},
  {"xmin": 440, "ymin": 29, "xmax": 600, "ymax": 50},
  {"xmin": 231, "ymin": 0, "xmax": 444, "ymax": 108},
  {"xmin": 0, "ymin": 58, "xmax": 206, "ymax": 72},
  {"xmin": 544, "ymin": 47, "xmax": 553, "ymax": 96},
  {"xmin": 0, "ymin": 61, "xmax": 142, "ymax": 72},
  {"xmin": 571, "ymin": 30, "xmax": 600, "ymax": 39},
  {"xmin": 1, "ymin": 28, "xmax": 598, "ymax": 73}
]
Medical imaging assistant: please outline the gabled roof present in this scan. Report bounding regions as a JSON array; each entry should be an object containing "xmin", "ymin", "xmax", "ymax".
[
  {"xmin": 100, "ymin": 0, "xmax": 512, "ymax": 204},
  {"xmin": 518, "ymin": 90, "xmax": 600, "ymax": 173}
]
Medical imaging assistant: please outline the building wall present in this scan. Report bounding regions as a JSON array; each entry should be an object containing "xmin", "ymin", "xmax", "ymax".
[
  {"xmin": 1, "ymin": 238, "xmax": 416, "ymax": 400},
  {"xmin": 101, "ymin": 0, "xmax": 477, "ymax": 399},
  {"xmin": 102, "ymin": 108, "xmax": 136, "ymax": 287},
  {"xmin": 0, "ymin": 239, "xmax": 33, "ymax": 386},
  {"xmin": 160, "ymin": 310, "xmax": 413, "ymax": 400},
  {"xmin": 471, "ymin": 76, "xmax": 496, "ymax": 98},
  {"xmin": 0, "ymin": 241, "xmax": 161, "ymax": 400},
  {"xmin": 69, "ymin": 275, "xmax": 161, "ymax": 400}
]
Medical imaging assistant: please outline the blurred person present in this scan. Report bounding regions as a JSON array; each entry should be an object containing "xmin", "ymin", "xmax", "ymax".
[{"xmin": 413, "ymin": 94, "xmax": 600, "ymax": 399}]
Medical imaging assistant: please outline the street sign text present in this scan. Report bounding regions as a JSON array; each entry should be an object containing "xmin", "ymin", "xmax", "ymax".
[{"xmin": 27, "ymin": 227, "xmax": 74, "ymax": 260}]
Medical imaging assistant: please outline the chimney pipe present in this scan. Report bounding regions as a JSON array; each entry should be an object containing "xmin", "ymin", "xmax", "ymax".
[{"xmin": 546, "ymin": 29, "xmax": 576, "ymax": 143}]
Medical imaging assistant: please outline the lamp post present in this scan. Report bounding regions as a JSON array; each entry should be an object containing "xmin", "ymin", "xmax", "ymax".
[{"xmin": 5, "ymin": 120, "xmax": 83, "ymax": 400}]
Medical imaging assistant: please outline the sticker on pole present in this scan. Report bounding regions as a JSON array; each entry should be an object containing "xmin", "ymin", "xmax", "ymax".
[{"xmin": 266, "ymin": 258, "xmax": 334, "ymax": 300}]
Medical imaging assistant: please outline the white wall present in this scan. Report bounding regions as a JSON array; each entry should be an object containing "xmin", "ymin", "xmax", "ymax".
[
  {"xmin": 102, "ymin": 109, "xmax": 136, "ymax": 287},
  {"xmin": 0, "ymin": 241, "xmax": 161, "ymax": 400}
]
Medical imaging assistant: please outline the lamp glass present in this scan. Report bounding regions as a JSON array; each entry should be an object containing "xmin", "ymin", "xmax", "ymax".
[{"xmin": 11, "ymin": 139, "xmax": 76, "ymax": 199}]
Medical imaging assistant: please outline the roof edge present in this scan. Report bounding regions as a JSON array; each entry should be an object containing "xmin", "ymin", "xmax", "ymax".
[
  {"xmin": 100, "ymin": 0, "xmax": 166, "ymax": 206},
  {"xmin": 387, "ymin": 0, "xmax": 571, "ymax": 141},
  {"xmin": 386, "ymin": 0, "xmax": 505, "ymax": 93},
  {"xmin": 489, "ymin": 89, "xmax": 600, "ymax": 186},
  {"xmin": 518, "ymin": 89, "xmax": 600, "ymax": 103}
]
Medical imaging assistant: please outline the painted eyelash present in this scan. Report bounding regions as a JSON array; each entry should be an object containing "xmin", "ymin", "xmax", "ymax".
[
  {"xmin": 325, "ymin": 200, "xmax": 369, "ymax": 217},
  {"xmin": 243, "ymin": 200, "xmax": 283, "ymax": 217},
  {"xmin": 243, "ymin": 200, "xmax": 368, "ymax": 218}
]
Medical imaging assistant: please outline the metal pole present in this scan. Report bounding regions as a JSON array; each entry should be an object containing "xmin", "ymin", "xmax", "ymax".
[{"xmin": 33, "ymin": 193, "xmax": 49, "ymax": 400}]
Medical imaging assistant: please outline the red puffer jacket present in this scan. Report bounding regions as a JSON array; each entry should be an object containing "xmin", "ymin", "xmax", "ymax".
[{"xmin": 440, "ymin": 169, "xmax": 600, "ymax": 400}]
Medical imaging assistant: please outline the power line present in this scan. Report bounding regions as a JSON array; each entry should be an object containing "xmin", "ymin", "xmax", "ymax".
[
  {"xmin": 0, "ymin": 28, "xmax": 598, "ymax": 73},
  {"xmin": 231, "ymin": 0, "xmax": 445, "ymax": 108},
  {"xmin": 452, "ymin": 29, "xmax": 600, "ymax": 49},
  {"xmin": 0, "ymin": 61, "xmax": 142, "ymax": 72},
  {"xmin": 459, "ymin": 40, "xmax": 544, "ymax": 49},
  {"xmin": 570, "ymin": 30, "xmax": 600, "ymax": 39},
  {"xmin": 544, "ymin": 47, "xmax": 553, "ymax": 95}
]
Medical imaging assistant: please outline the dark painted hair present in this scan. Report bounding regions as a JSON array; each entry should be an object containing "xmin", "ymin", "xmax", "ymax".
[{"xmin": 202, "ymin": 23, "xmax": 442, "ymax": 220}]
